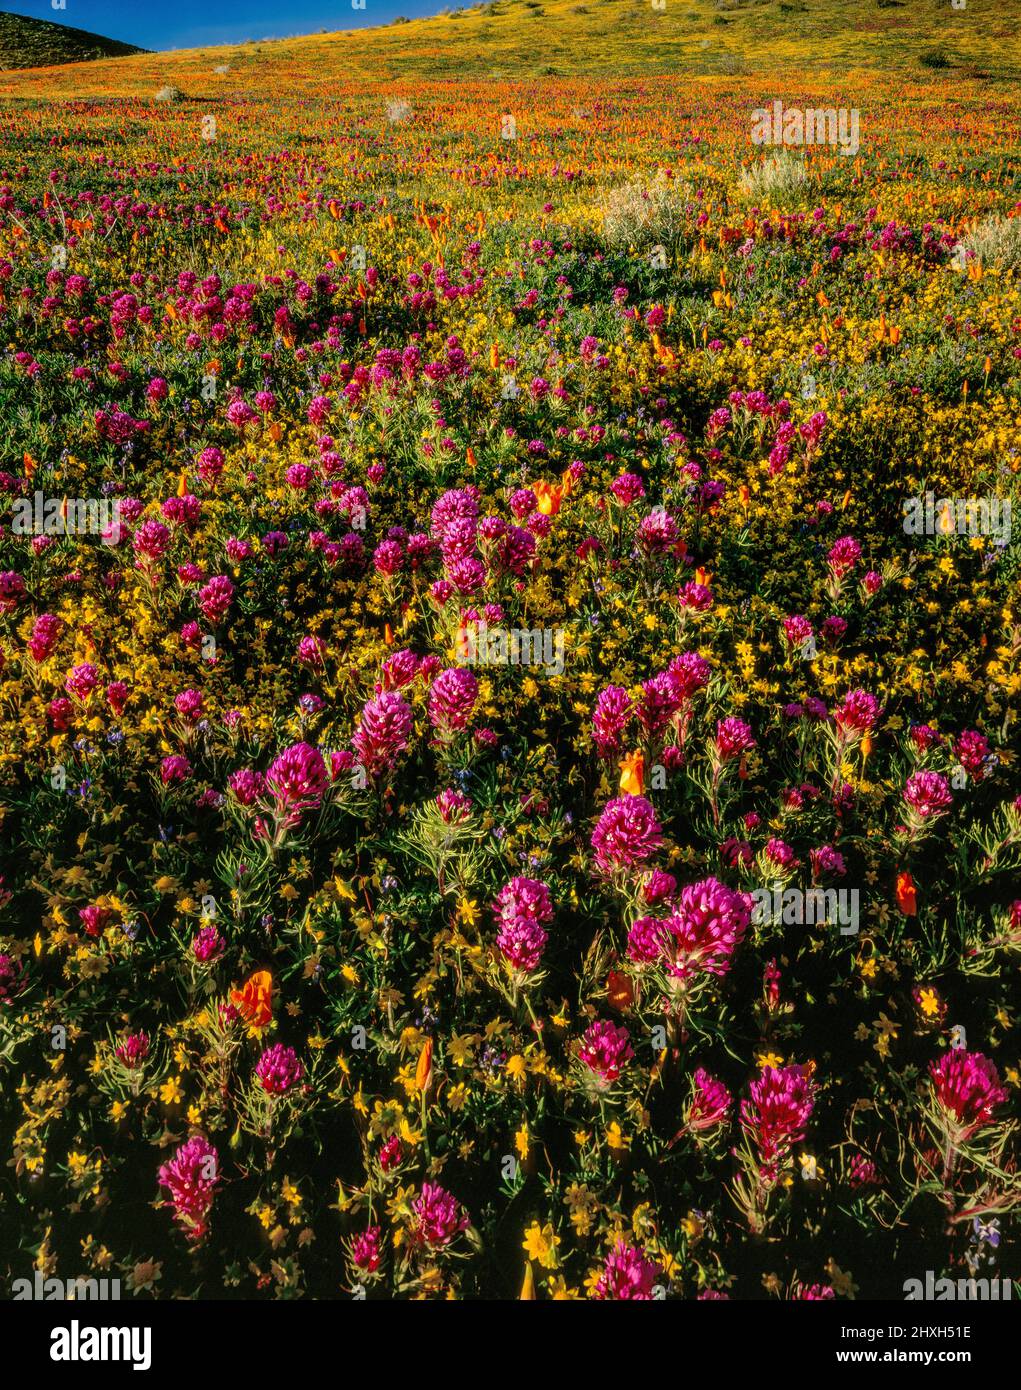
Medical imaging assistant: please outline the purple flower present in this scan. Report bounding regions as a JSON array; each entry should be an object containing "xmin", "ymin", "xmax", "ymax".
[
  {"xmin": 591, "ymin": 797, "xmax": 663, "ymax": 874},
  {"xmin": 255, "ymin": 1043, "xmax": 304, "ymax": 1094},
  {"xmin": 158, "ymin": 1135, "xmax": 220, "ymax": 1241},
  {"xmin": 903, "ymin": 771, "xmax": 953, "ymax": 820}
]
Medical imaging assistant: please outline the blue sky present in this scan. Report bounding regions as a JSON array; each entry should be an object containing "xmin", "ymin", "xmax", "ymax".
[{"xmin": 13, "ymin": 0, "xmax": 444, "ymax": 49}]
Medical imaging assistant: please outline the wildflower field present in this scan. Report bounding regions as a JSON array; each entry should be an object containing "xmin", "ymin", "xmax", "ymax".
[{"xmin": 0, "ymin": 0, "xmax": 1020, "ymax": 1305}]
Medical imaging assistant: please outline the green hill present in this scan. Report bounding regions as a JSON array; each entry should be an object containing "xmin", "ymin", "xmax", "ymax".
[{"xmin": 0, "ymin": 8, "xmax": 146, "ymax": 69}]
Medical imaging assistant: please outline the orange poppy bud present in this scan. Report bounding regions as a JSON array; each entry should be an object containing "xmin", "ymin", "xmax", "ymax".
[
  {"xmin": 520, "ymin": 1262, "xmax": 535, "ymax": 1300},
  {"xmin": 895, "ymin": 870, "xmax": 917, "ymax": 916},
  {"xmin": 618, "ymin": 751, "xmax": 645, "ymax": 797},
  {"xmin": 416, "ymin": 1038, "xmax": 433, "ymax": 1095},
  {"xmin": 466, "ymin": 447, "xmax": 478, "ymax": 470},
  {"xmin": 607, "ymin": 970, "xmax": 634, "ymax": 1011}
]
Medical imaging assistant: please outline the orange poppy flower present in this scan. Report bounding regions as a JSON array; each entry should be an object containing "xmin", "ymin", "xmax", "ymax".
[
  {"xmin": 895, "ymin": 871, "xmax": 917, "ymax": 916},
  {"xmin": 533, "ymin": 481, "xmax": 563, "ymax": 517},
  {"xmin": 618, "ymin": 751, "xmax": 645, "ymax": 797},
  {"xmin": 607, "ymin": 970, "xmax": 634, "ymax": 1011},
  {"xmin": 231, "ymin": 970, "xmax": 273, "ymax": 1028}
]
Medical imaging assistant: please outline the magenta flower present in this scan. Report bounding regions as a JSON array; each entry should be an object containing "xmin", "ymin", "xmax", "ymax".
[
  {"xmin": 593, "ymin": 1241, "xmax": 658, "ymax": 1300},
  {"xmin": 432, "ymin": 788, "xmax": 470, "ymax": 825},
  {"xmin": 65, "ymin": 662, "xmax": 100, "ymax": 702},
  {"xmin": 255, "ymin": 1043, "xmax": 304, "ymax": 1094},
  {"xmin": 609, "ymin": 473, "xmax": 645, "ymax": 506},
  {"xmin": 0, "ymin": 953, "xmax": 26, "ymax": 1004},
  {"xmin": 591, "ymin": 796, "xmax": 663, "ymax": 875},
  {"xmin": 954, "ymin": 729, "xmax": 990, "ymax": 778},
  {"xmin": 637, "ymin": 672, "xmax": 682, "ymax": 736},
  {"xmin": 198, "ymin": 575, "xmax": 234, "ymax": 624},
  {"xmin": 379, "ymin": 1136, "xmax": 403, "ymax": 1173},
  {"xmin": 740, "ymin": 1064, "xmax": 817, "ymax": 1174},
  {"xmin": 157, "ymin": 1134, "xmax": 221, "ymax": 1241},
  {"xmin": 592, "ymin": 685, "xmax": 633, "ymax": 758},
  {"xmin": 763, "ymin": 838, "xmax": 800, "ymax": 875},
  {"xmin": 428, "ymin": 667, "xmax": 478, "ymax": 739},
  {"xmin": 265, "ymin": 742, "xmax": 328, "ymax": 825},
  {"xmin": 351, "ymin": 1226, "xmax": 382, "ymax": 1273},
  {"xmin": 929, "ymin": 1051, "xmax": 1007, "ymax": 1138},
  {"xmin": 714, "ymin": 717, "xmax": 756, "ymax": 761},
  {"xmin": 132, "ymin": 518, "xmax": 171, "ymax": 564},
  {"xmin": 410, "ymin": 1181, "xmax": 469, "ymax": 1249},
  {"xmin": 833, "ymin": 689, "xmax": 881, "ymax": 736},
  {"xmin": 827, "ymin": 534, "xmax": 862, "ymax": 578},
  {"xmin": 191, "ymin": 924, "xmax": 225, "ymax": 963},
  {"xmin": 28, "ymin": 613, "xmax": 62, "ymax": 662},
  {"xmin": 668, "ymin": 650, "xmax": 712, "ymax": 700},
  {"xmin": 160, "ymin": 754, "xmax": 192, "ymax": 785},
  {"xmin": 627, "ymin": 915, "xmax": 670, "ymax": 964},
  {"xmin": 228, "ymin": 768, "xmax": 266, "ymax": 806},
  {"xmin": 578, "ymin": 1019, "xmax": 634, "ymax": 1086},
  {"xmin": 685, "ymin": 1068, "xmax": 734, "ymax": 1134},
  {"xmin": 848, "ymin": 1153, "xmax": 880, "ymax": 1188},
  {"xmin": 658, "ymin": 876, "xmax": 753, "ymax": 981},
  {"xmin": 352, "ymin": 691, "xmax": 414, "ymax": 779},
  {"xmin": 115, "ymin": 1032, "xmax": 150, "ymax": 1069},
  {"xmin": 298, "ymin": 635, "xmax": 327, "ymax": 669},
  {"xmin": 174, "ymin": 688, "xmax": 203, "ymax": 723},
  {"xmin": 494, "ymin": 877, "xmax": 553, "ymax": 975},
  {"xmin": 903, "ymin": 771, "xmax": 953, "ymax": 820},
  {"xmin": 782, "ymin": 614, "xmax": 814, "ymax": 650}
]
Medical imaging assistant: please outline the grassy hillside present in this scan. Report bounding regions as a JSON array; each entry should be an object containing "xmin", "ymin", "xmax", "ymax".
[
  {"xmin": 0, "ymin": 0, "xmax": 1019, "ymax": 96},
  {"xmin": 0, "ymin": 8, "xmax": 146, "ymax": 70}
]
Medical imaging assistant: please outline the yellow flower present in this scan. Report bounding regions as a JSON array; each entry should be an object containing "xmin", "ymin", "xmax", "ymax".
[
  {"xmin": 917, "ymin": 988, "xmax": 941, "ymax": 1018},
  {"xmin": 159, "ymin": 1075, "xmax": 183, "ymax": 1106},
  {"xmin": 505, "ymin": 1054, "xmax": 527, "ymax": 1081},
  {"xmin": 522, "ymin": 1222, "xmax": 560, "ymax": 1269},
  {"xmin": 514, "ymin": 1123, "xmax": 529, "ymax": 1160},
  {"xmin": 605, "ymin": 1121, "xmax": 629, "ymax": 1152},
  {"xmin": 756, "ymin": 1051, "xmax": 784, "ymax": 1069},
  {"xmin": 456, "ymin": 898, "xmax": 480, "ymax": 927}
]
